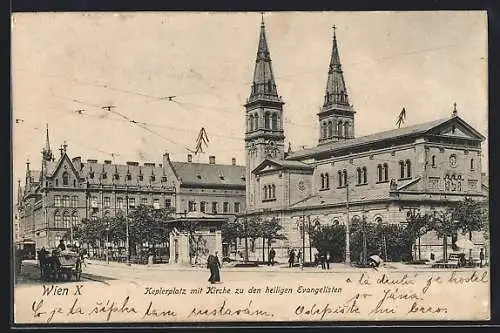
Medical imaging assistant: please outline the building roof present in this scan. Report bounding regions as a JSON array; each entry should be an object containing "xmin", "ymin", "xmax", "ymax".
[
  {"xmin": 171, "ymin": 162, "xmax": 245, "ymax": 188},
  {"xmin": 252, "ymin": 158, "xmax": 313, "ymax": 174},
  {"xmin": 287, "ymin": 116, "xmax": 483, "ymax": 160}
]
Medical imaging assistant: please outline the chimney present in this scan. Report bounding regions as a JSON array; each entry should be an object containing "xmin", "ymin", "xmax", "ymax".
[
  {"xmin": 87, "ymin": 159, "xmax": 97, "ymax": 164},
  {"xmin": 187, "ymin": 154, "xmax": 192, "ymax": 163},
  {"xmin": 232, "ymin": 157, "xmax": 236, "ymax": 166},
  {"xmin": 126, "ymin": 161, "xmax": 139, "ymax": 166},
  {"xmin": 104, "ymin": 160, "xmax": 112, "ymax": 164},
  {"xmin": 209, "ymin": 156, "xmax": 215, "ymax": 165}
]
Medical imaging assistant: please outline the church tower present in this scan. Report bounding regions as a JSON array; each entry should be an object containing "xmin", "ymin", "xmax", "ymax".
[
  {"xmin": 244, "ymin": 16, "xmax": 285, "ymax": 210},
  {"xmin": 318, "ymin": 26, "xmax": 355, "ymax": 145}
]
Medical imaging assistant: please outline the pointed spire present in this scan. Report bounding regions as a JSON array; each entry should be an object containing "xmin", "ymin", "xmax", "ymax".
[
  {"xmin": 323, "ymin": 25, "xmax": 351, "ymax": 110},
  {"xmin": 42, "ymin": 124, "xmax": 54, "ymax": 161},
  {"xmin": 248, "ymin": 13, "xmax": 281, "ymax": 103}
]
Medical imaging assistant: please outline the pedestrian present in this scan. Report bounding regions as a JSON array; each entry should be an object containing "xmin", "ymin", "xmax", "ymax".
[
  {"xmin": 269, "ymin": 247, "xmax": 276, "ymax": 266},
  {"xmin": 57, "ymin": 239, "xmax": 66, "ymax": 252},
  {"xmin": 430, "ymin": 252, "xmax": 435, "ymax": 261},
  {"xmin": 320, "ymin": 252, "xmax": 326, "ymax": 270},
  {"xmin": 207, "ymin": 251, "xmax": 221, "ymax": 284},
  {"xmin": 297, "ymin": 250, "xmax": 302, "ymax": 266},
  {"xmin": 326, "ymin": 252, "xmax": 331, "ymax": 270},
  {"xmin": 480, "ymin": 248, "xmax": 484, "ymax": 268},
  {"xmin": 288, "ymin": 249, "xmax": 295, "ymax": 268}
]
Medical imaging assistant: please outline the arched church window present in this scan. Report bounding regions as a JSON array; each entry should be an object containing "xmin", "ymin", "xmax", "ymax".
[
  {"xmin": 322, "ymin": 122, "xmax": 327, "ymax": 139},
  {"xmin": 470, "ymin": 158, "xmax": 475, "ymax": 170},
  {"xmin": 431, "ymin": 155, "xmax": 436, "ymax": 168},
  {"xmin": 272, "ymin": 113, "xmax": 278, "ymax": 130},
  {"xmin": 356, "ymin": 168, "xmax": 362, "ymax": 185},
  {"xmin": 337, "ymin": 121, "xmax": 343, "ymax": 137},
  {"xmin": 406, "ymin": 160, "xmax": 412, "ymax": 178},
  {"xmin": 62, "ymin": 172, "xmax": 69, "ymax": 186},
  {"xmin": 338, "ymin": 171, "xmax": 343, "ymax": 187},
  {"xmin": 253, "ymin": 114, "xmax": 258, "ymax": 130},
  {"xmin": 344, "ymin": 122, "xmax": 349, "ymax": 138},
  {"xmin": 325, "ymin": 173, "xmax": 329, "ymax": 189},
  {"xmin": 383, "ymin": 163, "xmax": 389, "ymax": 181},
  {"xmin": 263, "ymin": 186, "xmax": 268, "ymax": 200},
  {"xmin": 249, "ymin": 115, "xmax": 254, "ymax": 131},
  {"xmin": 362, "ymin": 166, "xmax": 367, "ymax": 184},
  {"xmin": 264, "ymin": 112, "xmax": 271, "ymax": 129},
  {"xmin": 271, "ymin": 184, "xmax": 276, "ymax": 198},
  {"xmin": 343, "ymin": 169, "xmax": 348, "ymax": 186},
  {"xmin": 399, "ymin": 161, "xmax": 405, "ymax": 179}
]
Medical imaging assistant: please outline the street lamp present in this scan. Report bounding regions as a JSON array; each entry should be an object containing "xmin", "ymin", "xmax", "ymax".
[{"xmin": 105, "ymin": 222, "xmax": 110, "ymax": 265}]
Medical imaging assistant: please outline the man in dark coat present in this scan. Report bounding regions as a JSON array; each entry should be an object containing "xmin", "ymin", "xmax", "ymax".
[
  {"xmin": 57, "ymin": 239, "xmax": 66, "ymax": 251},
  {"xmin": 207, "ymin": 252, "xmax": 221, "ymax": 284},
  {"xmin": 288, "ymin": 249, "xmax": 295, "ymax": 268},
  {"xmin": 269, "ymin": 248, "xmax": 276, "ymax": 266},
  {"xmin": 480, "ymin": 248, "xmax": 485, "ymax": 268}
]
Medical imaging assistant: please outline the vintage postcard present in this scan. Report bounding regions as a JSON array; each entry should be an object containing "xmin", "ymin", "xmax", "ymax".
[{"xmin": 12, "ymin": 11, "xmax": 489, "ymax": 324}]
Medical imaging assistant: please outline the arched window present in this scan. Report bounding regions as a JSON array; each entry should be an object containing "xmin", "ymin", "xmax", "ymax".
[
  {"xmin": 324, "ymin": 173, "xmax": 329, "ymax": 189},
  {"xmin": 338, "ymin": 171, "xmax": 343, "ymax": 187},
  {"xmin": 399, "ymin": 161, "xmax": 405, "ymax": 179},
  {"xmin": 377, "ymin": 165, "xmax": 382, "ymax": 182},
  {"xmin": 73, "ymin": 179, "xmax": 76, "ymax": 187},
  {"xmin": 54, "ymin": 211, "xmax": 61, "ymax": 227},
  {"xmin": 71, "ymin": 212, "xmax": 78, "ymax": 226},
  {"xmin": 253, "ymin": 114, "xmax": 258, "ymax": 130},
  {"xmin": 263, "ymin": 186, "xmax": 268, "ymax": 199},
  {"xmin": 363, "ymin": 166, "xmax": 367, "ymax": 184},
  {"xmin": 272, "ymin": 184, "xmax": 276, "ymax": 198},
  {"xmin": 327, "ymin": 121, "xmax": 333, "ymax": 138},
  {"xmin": 62, "ymin": 172, "xmax": 69, "ymax": 186},
  {"xmin": 470, "ymin": 158, "xmax": 475, "ymax": 170},
  {"xmin": 320, "ymin": 174, "xmax": 325, "ymax": 189},
  {"xmin": 63, "ymin": 211, "xmax": 70, "ymax": 228},
  {"xmin": 344, "ymin": 122, "xmax": 349, "ymax": 138},
  {"xmin": 55, "ymin": 179, "xmax": 59, "ymax": 186},
  {"xmin": 249, "ymin": 115, "xmax": 254, "ymax": 131},
  {"xmin": 406, "ymin": 159, "xmax": 412, "ymax": 178},
  {"xmin": 264, "ymin": 112, "xmax": 271, "ymax": 129},
  {"xmin": 343, "ymin": 169, "xmax": 348, "ymax": 186},
  {"xmin": 337, "ymin": 121, "xmax": 344, "ymax": 137},
  {"xmin": 375, "ymin": 216, "xmax": 383, "ymax": 224},
  {"xmin": 383, "ymin": 163, "xmax": 388, "ymax": 181},
  {"xmin": 322, "ymin": 122, "xmax": 327, "ymax": 139},
  {"xmin": 271, "ymin": 113, "xmax": 278, "ymax": 130},
  {"xmin": 357, "ymin": 168, "xmax": 362, "ymax": 185},
  {"xmin": 431, "ymin": 155, "xmax": 436, "ymax": 168}
]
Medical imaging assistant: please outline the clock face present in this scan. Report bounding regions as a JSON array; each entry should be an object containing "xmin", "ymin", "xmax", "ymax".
[
  {"xmin": 449, "ymin": 154, "xmax": 457, "ymax": 167},
  {"xmin": 297, "ymin": 180, "xmax": 306, "ymax": 192}
]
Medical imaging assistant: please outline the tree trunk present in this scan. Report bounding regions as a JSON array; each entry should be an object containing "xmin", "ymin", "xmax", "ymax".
[
  {"xmin": 469, "ymin": 230, "xmax": 473, "ymax": 261},
  {"xmin": 262, "ymin": 237, "xmax": 265, "ymax": 263},
  {"xmin": 418, "ymin": 236, "xmax": 421, "ymax": 261},
  {"xmin": 443, "ymin": 236, "xmax": 448, "ymax": 263}
]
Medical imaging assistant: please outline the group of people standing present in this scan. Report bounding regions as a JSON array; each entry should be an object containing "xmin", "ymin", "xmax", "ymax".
[{"xmin": 288, "ymin": 248, "xmax": 303, "ymax": 268}]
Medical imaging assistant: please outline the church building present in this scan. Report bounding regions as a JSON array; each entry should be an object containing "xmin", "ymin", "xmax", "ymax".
[{"xmin": 243, "ymin": 18, "xmax": 488, "ymax": 263}]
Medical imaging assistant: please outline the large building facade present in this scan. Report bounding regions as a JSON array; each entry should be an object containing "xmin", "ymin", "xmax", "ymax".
[
  {"xmin": 16, "ymin": 131, "xmax": 245, "ymax": 258},
  {"xmin": 242, "ymin": 20, "xmax": 488, "ymax": 262}
]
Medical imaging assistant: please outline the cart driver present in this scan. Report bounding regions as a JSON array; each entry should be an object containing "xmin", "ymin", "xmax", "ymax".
[{"xmin": 57, "ymin": 239, "xmax": 66, "ymax": 252}]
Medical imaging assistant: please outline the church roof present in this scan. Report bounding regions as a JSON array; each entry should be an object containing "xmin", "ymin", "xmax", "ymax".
[
  {"xmin": 287, "ymin": 116, "xmax": 483, "ymax": 160},
  {"xmin": 171, "ymin": 162, "xmax": 245, "ymax": 188},
  {"xmin": 252, "ymin": 158, "xmax": 313, "ymax": 174}
]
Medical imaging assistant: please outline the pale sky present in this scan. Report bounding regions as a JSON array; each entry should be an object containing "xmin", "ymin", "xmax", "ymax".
[{"xmin": 11, "ymin": 11, "xmax": 488, "ymax": 192}]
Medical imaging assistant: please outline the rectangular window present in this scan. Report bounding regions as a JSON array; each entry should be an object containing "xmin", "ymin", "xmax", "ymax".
[
  {"xmin": 62, "ymin": 196, "xmax": 69, "ymax": 207},
  {"xmin": 212, "ymin": 202, "xmax": 218, "ymax": 214},
  {"xmin": 153, "ymin": 199, "xmax": 160, "ymax": 209},
  {"xmin": 200, "ymin": 201, "xmax": 206, "ymax": 213},
  {"xmin": 104, "ymin": 197, "xmax": 111, "ymax": 208},
  {"xmin": 117, "ymin": 197, "xmax": 124, "ymax": 209},
  {"xmin": 141, "ymin": 197, "xmax": 148, "ymax": 206},
  {"xmin": 223, "ymin": 202, "xmax": 229, "ymax": 213},
  {"xmin": 72, "ymin": 196, "xmax": 78, "ymax": 207},
  {"xmin": 165, "ymin": 198, "xmax": 172, "ymax": 209},
  {"xmin": 188, "ymin": 201, "xmax": 196, "ymax": 212},
  {"xmin": 234, "ymin": 202, "xmax": 240, "ymax": 213},
  {"xmin": 54, "ymin": 195, "xmax": 61, "ymax": 207},
  {"xmin": 128, "ymin": 198, "xmax": 135, "ymax": 209}
]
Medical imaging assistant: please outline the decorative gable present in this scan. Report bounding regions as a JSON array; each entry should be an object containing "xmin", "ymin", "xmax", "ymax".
[{"xmin": 429, "ymin": 117, "xmax": 485, "ymax": 142}]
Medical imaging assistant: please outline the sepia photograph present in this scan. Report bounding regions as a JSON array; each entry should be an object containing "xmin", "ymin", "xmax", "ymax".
[{"xmin": 11, "ymin": 11, "xmax": 489, "ymax": 324}]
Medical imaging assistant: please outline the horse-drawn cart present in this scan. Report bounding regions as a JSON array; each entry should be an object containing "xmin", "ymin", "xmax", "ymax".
[{"xmin": 38, "ymin": 249, "xmax": 82, "ymax": 282}]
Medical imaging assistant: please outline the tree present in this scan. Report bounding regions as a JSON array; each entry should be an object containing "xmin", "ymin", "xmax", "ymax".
[
  {"xmin": 309, "ymin": 222, "xmax": 346, "ymax": 263},
  {"xmin": 221, "ymin": 220, "xmax": 240, "ymax": 259},
  {"xmin": 429, "ymin": 210, "xmax": 456, "ymax": 263},
  {"xmin": 233, "ymin": 216, "xmax": 262, "ymax": 262},
  {"xmin": 452, "ymin": 197, "xmax": 487, "ymax": 240},
  {"xmin": 261, "ymin": 217, "xmax": 287, "ymax": 262},
  {"xmin": 178, "ymin": 219, "xmax": 202, "ymax": 265},
  {"xmin": 403, "ymin": 212, "xmax": 434, "ymax": 260},
  {"xmin": 127, "ymin": 205, "xmax": 173, "ymax": 257}
]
